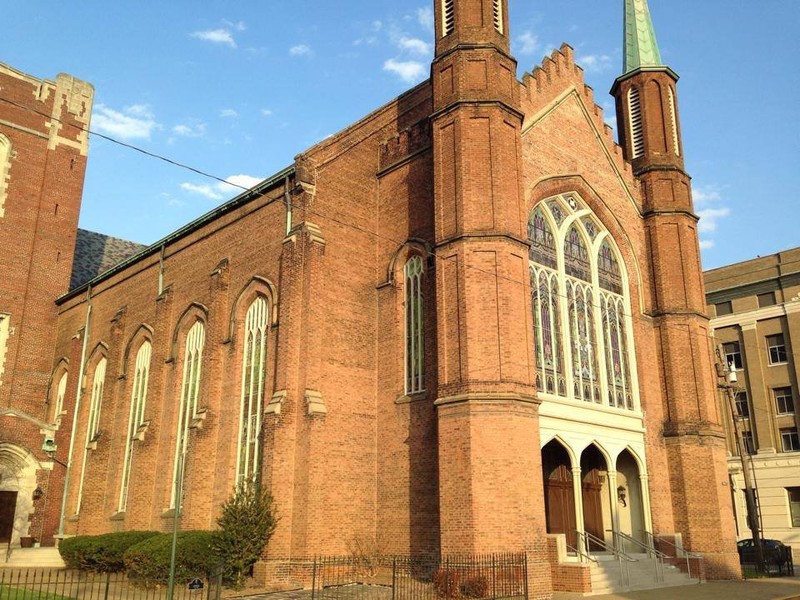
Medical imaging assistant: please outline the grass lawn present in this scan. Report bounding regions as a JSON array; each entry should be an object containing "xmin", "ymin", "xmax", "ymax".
[{"xmin": 0, "ymin": 586, "xmax": 75, "ymax": 600}]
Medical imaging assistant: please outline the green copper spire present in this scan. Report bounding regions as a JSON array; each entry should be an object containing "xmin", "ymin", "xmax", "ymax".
[{"xmin": 623, "ymin": 0, "xmax": 664, "ymax": 74}]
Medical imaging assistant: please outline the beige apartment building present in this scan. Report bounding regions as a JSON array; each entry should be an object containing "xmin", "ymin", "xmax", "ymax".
[{"xmin": 706, "ymin": 247, "xmax": 800, "ymax": 550}]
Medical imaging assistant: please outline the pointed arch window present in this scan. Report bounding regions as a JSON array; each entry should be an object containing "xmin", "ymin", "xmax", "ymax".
[
  {"xmin": 118, "ymin": 341, "xmax": 151, "ymax": 512},
  {"xmin": 76, "ymin": 357, "xmax": 106, "ymax": 513},
  {"xmin": 528, "ymin": 193, "xmax": 638, "ymax": 411},
  {"xmin": 442, "ymin": 0, "xmax": 455, "ymax": 36},
  {"xmin": 405, "ymin": 256, "xmax": 425, "ymax": 394},
  {"xmin": 237, "ymin": 297, "xmax": 268, "ymax": 485},
  {"xmin": 171, "ymin": 321, "xmax": 204, "ymax": 509},
  {"xmin": 51, "ymin": 371, "xmax": 68, "ymax": 423},
  {"xmin": 627, "ymin": 87, "xmax": 644, "ymax": 159}
]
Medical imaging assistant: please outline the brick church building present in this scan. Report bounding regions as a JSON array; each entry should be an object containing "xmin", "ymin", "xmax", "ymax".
[{"xmin": 1, "ymin": 0, "xmax": 739, "ymax": 595}]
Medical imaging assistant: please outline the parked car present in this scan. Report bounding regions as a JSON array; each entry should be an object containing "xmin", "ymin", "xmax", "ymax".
[{"xmin": 737, "ymin": 538, "xmax": 794, "ymax": 575}]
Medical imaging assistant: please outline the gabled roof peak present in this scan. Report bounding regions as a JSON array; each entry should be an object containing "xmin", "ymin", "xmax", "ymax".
[{"xmin": 623, "ymin": 0, "xmax": 664, "ymax": 74}]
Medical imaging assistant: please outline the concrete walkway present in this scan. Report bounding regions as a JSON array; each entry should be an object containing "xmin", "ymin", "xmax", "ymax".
[
  {"xmin": 238, "ymin": 578, "xmax": 800, "ymax": 600},
  {"xmin": 553, "ymin": 577, "xmax": 800, "ymax": 600}
]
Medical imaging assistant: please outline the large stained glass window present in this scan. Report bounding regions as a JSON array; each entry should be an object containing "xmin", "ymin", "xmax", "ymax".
[
  {"xmin": 527, "ymin": 194, "xmax": 638, "ymax": 411},
  {"xmin": 119, "ymin": 341, "xmax": 151, "ymax": 512},
  {"xmin": 405, "ymin": 256, "xmax": 425, "ymax": 394}
]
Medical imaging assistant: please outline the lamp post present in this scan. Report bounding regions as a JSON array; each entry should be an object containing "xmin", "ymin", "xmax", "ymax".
[{"xmin": 716, "ymin": 346, "xmax": 765, "ymax": 574}]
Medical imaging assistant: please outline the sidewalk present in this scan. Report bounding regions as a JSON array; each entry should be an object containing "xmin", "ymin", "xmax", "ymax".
[{"xmin": 553, "ymin": 577, "xmax": 800, "ymax": 600}]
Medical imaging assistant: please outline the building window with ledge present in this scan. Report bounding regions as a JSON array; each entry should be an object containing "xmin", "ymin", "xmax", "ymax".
[
  {"xmin": 775, "ymin": 387, "xmax": 795, "ymax": 416},
  {"xmin": 119, "ymin": 341, "xmax": 151, "ymax": 512},
  {"xmin": 723, "ymin": 341, "xmax": 743, "ymax": 370},
  {"xmin": 788, "ymin": 488, "xmax": 800, "ymax": 527},
  {"xmin": 237, "ymin": 297, "xmax": 268, "ymax": 485},
  {"xmin": 780, "ymin": 427, "xmax": 800, "ymax": 453},
  {"xmin": 529, "ymin": 194, "xmax": 637, "ymax": 410},
  {"xmin": 171, "ymin": 321, "xmax": 205, "ymax": 508},
  {"xmin": 735, "ymin": 391, "xmax": 750, "ymax": 419},
  {"xmin": 758, "ymin": 292, "xmax": 776, "ymax": 308},
  {"xmin": 404, "ymin": 256, "xmax": 425, "ymax": 395},
  {"xmin": 715, "ymin": 301, "xmax": 733, "ymax": 316},
  {"xmin": 768, "ymin": 334, "xmax": 787, "ymax": 365}
]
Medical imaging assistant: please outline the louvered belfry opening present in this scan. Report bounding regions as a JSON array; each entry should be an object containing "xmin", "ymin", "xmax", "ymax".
[
  {"xmin": 442, "ymin": 0, "xmax": 455, "ymax": 36},
  {"xmin": 492, "ymin": 0, "xmax": 503, "ymax": 34},
  {"xmin": 627, "ymin": 86, "xmax": 644, "ymax": 159}
]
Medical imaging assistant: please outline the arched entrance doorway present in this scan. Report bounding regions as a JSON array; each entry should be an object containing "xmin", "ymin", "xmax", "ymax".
[
  {"xmin": 615, "ymin": 449, "xmax": 645, "ymax": 549},
  {"xmin": 0, "ymin": 443, "xmax": 40, "ymax": 546},
  {"xmin": 541, "ymin": 439, "xmax": 576, "ymax": 549},
  {"xmin": 580, "ymin": 444, "xmax": 611, "ymax": 550}
]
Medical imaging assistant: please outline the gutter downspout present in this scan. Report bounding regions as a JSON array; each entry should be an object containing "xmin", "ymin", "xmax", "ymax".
[
  {"xmin": 58, "ymin": 286, "xmax": 92, "ymax": 536},
  {"xmin": 284, "ymin": 175, "xmax": 292, "ymax": 236}
]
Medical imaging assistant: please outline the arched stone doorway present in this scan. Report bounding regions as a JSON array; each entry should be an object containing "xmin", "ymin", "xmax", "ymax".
[
  {"xmin": 580, "ymin": 444, "xmax": 612, "ymax": 550},
  {"xmin": 0, "ymin": 443, "xmax": 41, "ymax": 546},
  {"xmin": 541, "ymin": 439, "xmax": 576, "ymax": 549},
  {"xmin": 615, "ymin": 449, "xmax": 645, "ymax": 549}
]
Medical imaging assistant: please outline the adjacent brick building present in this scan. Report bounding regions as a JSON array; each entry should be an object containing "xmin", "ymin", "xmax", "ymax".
[
  {"xmin": 0, "ymin": 0, "xmax": 740, "ymax": 595},
  {"xmin": 706, "ymin": 247, "xmax": 800, "ymax": 554}
]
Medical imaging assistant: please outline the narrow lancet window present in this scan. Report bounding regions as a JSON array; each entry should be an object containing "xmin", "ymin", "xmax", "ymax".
[
  {"xmin": 119, "ymin": 341, "xmax": 151, "ymax": 512},
  {"xmin": 405, "ymin": 256, "xmax": 425, "ymax": 394},
  {"xmin": 76, "ymin": 357, "xmax": 106, "ymax": 513},
  {"xmin": 237, "ymin": 297, "xmax": 268, "ymax": 485},
  {"xmin": 171, "ymin": 321, "xmax": 205, "ymax": 508}
]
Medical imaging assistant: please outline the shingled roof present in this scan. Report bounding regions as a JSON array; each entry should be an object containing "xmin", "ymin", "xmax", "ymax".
[{"xmin": 69, "ymin": 229, "xmax": 147, "ymax": 291}]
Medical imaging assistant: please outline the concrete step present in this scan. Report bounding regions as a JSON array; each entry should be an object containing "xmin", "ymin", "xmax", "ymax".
[
  {"xmin": 1, "ymin": 548, "xmax": 65, "ymax": 569},
  {"xmin": 589, "ymin": 557, "xmax": 698, "ymax": 595}
]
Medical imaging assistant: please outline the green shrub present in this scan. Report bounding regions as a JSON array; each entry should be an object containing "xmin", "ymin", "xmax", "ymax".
[
  {"xmin": 213, "ymin": 482, "xmax": 278, "ymax": 589},
  {"xmin": 123, "ymin": 531, "xmax": 217, "ymax": 583},
  {"xmin": 58, "ymin": 531, "xmax": 160, "ymax": 572}
]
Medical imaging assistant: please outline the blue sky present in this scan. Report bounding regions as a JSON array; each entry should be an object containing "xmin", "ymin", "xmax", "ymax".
[{"xmin": 2, "ymin": 1, "xmax": 798, "ymax": 269}]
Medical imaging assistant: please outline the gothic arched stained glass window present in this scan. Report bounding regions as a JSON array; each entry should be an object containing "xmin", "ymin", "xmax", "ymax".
[{"xmin": 527, "ymin": 193, "xmax": 638, "ymax": 411}]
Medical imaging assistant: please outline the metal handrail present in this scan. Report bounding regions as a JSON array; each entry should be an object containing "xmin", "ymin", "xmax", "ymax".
[
  {"xmin": 609, "ymin": 530, "xmax": 665, "ymax": 582},
  {"xmin": 566, "ymin": 542, "xmax": 598, "ymax": 565},
  {"xmin": 645, "ymin": 532, "xmax": 704, "ymax": 581},
  {"xmin": 577, "ymin": 530, "xmax": 635, "ymax": 588}
]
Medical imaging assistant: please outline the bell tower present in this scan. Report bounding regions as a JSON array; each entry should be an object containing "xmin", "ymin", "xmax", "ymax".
[
  {"xmin": 611, "ymin": 0, "xmax": 739, "ymax": 577},
  {"xmin": 430, "ymin": 2, "xmax": 551, "ymax": 594}
]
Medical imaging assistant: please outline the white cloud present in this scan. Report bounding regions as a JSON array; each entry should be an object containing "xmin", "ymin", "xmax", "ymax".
[
  {"xmin": 693, "ymin": 185, "xmax": 731, "ymax": 249},
  {"xmin": 699, "ymin": 239, "xmax": 715, "ymax": 250},
  {"xmin": 290, "ymin": 44, "xmax": 313, "ymax": 57},
  {"xmin": 372, "ymin": 20, "xmax": 383, "ymax": 32},
  {"xmin": 181, "ymin": 174, "xmax": 264, "ymax": 201},
  {"xmin": 191, "ymin": 29, "xmax": 236, "ymax": 48},
  {"xmin": 577, "ymin": 53, "xmax": 613, "ymax": 73},
  {"xmin": 220, "ymin": 108, "xmax": 238, "ymax": 118},
  {"xmin": 260, "ymin": 108, "xmax": 273, "ymax": 117},
  {"xmin": 92, "ymin": 104, "xmax": 160, "ymax": 140},
  {"xmin": 515, "ymin": 31, "xmax": 539, "ymax": 56},
  {"xmin": 383, "ymin": 59, "xmax": 426, "ymax": 83},
  {"xmin": 417, "ymin": 8, "xmax": 434, "ymax": 32},
  {"xmin": 398, "ymin": 37, "xmax": 432, "ymax": 56},
  {"xmin": 172, "ymin": 122, "xmax": 206, "ymax": 137},
  {"xmin": 696, "ymin": 207, "xmax": 731, "ymax": 233},
  {"xmin": 222, "ymin": 19, "xmax": 246, "ymax": 32},
  {"xmin": 180, "ymin": 182, "xmax": 223, "ymax": 201},
  {"xmin": 218, "ymin": 174, "xmax": 263, "ymax": 192}
]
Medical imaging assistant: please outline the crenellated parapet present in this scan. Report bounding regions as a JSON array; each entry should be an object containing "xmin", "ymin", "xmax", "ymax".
[
  {"xmin": 379, "ymin": 119, "xmax": 431, "ymax": 172},
  {"xmin": 519, "ymin": 44, "xmax": 638, "ymax": 193}
]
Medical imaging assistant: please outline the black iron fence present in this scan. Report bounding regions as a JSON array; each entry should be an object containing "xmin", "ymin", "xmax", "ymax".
[
  {"xmin": 0, "ymin": 568, "xmax": 222, "ymax": 600},
  {"xmin": 311, "ymin": 554, "xmax": 527, "ymax": 600},
  {"xmin": 739, "ymin": 545, "xmax": 794, "ymax": 577}
]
